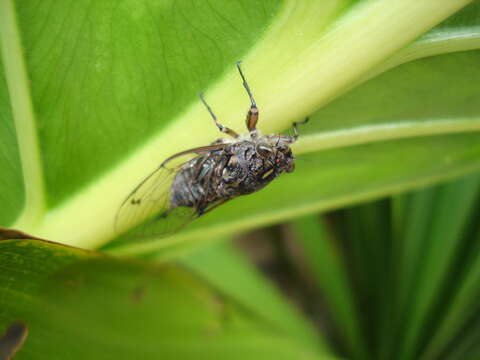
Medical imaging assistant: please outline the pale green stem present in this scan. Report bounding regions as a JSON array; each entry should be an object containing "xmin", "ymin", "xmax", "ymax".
[{"xmin": 0, "ymin": 0, "xmax": 45, "ymax": 227}]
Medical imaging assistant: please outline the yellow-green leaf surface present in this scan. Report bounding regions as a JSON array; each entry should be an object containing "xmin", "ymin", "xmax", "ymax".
[
  {"xmin": 0, "ymin": 238, "xmax": 333, "ymax": 360},
  {"xmin": 0, "ymin": 0, "xmax": 479, "ymax": 251}
]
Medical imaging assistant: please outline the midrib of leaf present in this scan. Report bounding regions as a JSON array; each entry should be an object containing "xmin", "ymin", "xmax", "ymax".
[
  {"xmin": 0, "ymin": 0, "xmax": 45, "ymax": 227},
  {"xmin": 30, "ymin": 0, "xmax": 473, "ymax": 249},
  {"xmin": 294, "ymin": 118, "xmax": 480, "ymax": 154}
]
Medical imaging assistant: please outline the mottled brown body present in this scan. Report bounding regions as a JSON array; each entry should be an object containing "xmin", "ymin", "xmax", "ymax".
[{"xmin": 170, "ymin": 134, "xmax": 295, "ymax": 215}]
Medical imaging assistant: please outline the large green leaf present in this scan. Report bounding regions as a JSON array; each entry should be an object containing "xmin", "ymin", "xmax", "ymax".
[
  {"xmin": 0, "ymin": 0, "xmax": 478, "ymax": 251},
  {"xmin": 0, "ymin": 238, "xmax": 332, "ymax": 360}
]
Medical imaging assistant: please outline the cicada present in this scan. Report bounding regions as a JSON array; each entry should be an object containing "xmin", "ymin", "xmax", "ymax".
[{"xmin": 115, "ymin": 62, "xmax": 307, "ymax": 239}]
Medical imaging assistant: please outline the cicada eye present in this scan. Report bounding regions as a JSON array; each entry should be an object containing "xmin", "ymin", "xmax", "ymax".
[{"xmin": 256, "ymin": 144, "xmax": 274, "ymax": 158}]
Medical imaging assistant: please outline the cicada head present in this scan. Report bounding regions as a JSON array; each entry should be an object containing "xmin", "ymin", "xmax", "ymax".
[{"xmin": 255, "ymin": 135, "xmax": 295, "ymax": 175}]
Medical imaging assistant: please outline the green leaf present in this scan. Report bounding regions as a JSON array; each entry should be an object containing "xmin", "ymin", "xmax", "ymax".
[
  {"xmin": 379, "ymin": 187, "xmax": 437, "ymax": 357},
  {"xmin": 0, "ymin": 0, "xmax": 478, "ymax": 251},
  {"xmin": 291, "ymin": 216, "xmax": 367, "ymax": 359},
  {"xmin": 337, "ymin": 198, "xmax": 394, "ymax": 358},
  {"xmin": 180, "ymin": 239, "xmax": 326, "ymax": 351},
  {"xmin": 0, "ymin": 238, "xmax": 334, "ymax": 360},
  {"xmin": 306, "ymin": 171, "xmax": 480, "ymax": 359},
  {"xmin": 440, "ymin": 318, "xmax": 480, "ymax": 360},
  {"xmin": 397, "ymin": 174, "xmax": 480, "ymax": 360},
  {"xmin": 421, "ymin": 230, "xmax": 480, "ymax": 359}
]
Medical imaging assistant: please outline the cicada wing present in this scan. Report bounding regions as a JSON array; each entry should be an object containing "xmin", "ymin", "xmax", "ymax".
[
  {"xmin": 114, "ymin": 144, "xmax": 227, "ymax": 242},
  {"xmin": 126, "ymin": 197, "xmax": 232, "ymax": 241},
  {"xmin": 119, "ymin": 206, "xmax": 199, "ymax": 242},
  {"xmin": 114, "ymin": 162, "xmax": 179, "ymax": 236}
]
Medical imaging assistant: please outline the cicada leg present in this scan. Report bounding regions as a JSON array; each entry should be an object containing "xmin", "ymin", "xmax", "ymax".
[
  {"xmin": 292, "ymin": 117, "xmax": 309, "ymax": 141},
  {"xmin": 236, "ymin": 61, "xmax": 259, "ymax": 133},
  {"xmin": 199, "ymin": 93, "xmax": 239, "ymax": 138}
]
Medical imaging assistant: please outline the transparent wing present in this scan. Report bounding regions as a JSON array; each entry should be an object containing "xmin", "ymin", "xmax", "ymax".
[
  {"xmin": 114, "ymin": 161, "xmax": 185, "ymax": 239},
  {"xmin": 114, "ymin": 144, "xmax": 226, "ymax": 242}
]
